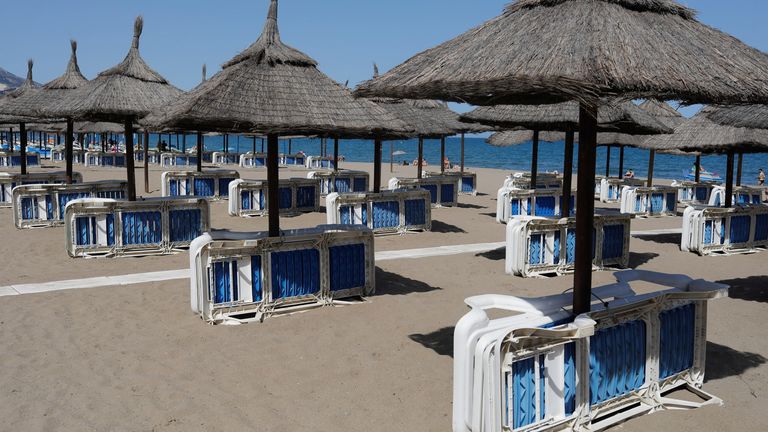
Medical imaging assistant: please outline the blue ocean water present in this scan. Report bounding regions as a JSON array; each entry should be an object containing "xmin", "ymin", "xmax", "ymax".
[{"xmin": 6, "ymin": 134, "xmax": 768, "ymax": 185}]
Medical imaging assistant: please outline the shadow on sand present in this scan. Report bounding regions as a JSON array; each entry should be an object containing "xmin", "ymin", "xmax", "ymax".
[
  {"xmin": 705, "ymin": 341, "xmax": 767, "ymax": 382},
  {"xmin": 633, "ymin": 233, "xmax": 681, "ymax": 246},
  {"xmin": 409, "ymin": 326, "xmax": 455, "ymax": 357},
  {"xmin": 717, "ymin": 275, "xmax": 768, "ymax": 303},
  {"xmin": 431, "ymin": 220, "xmax": 467, "ymax": 233},
  {"xmin": 476, "ymin": 247, "xmax": 505, "ymax": 261},
  {"xmin": 627, "ymin": 252, "xmax": 660, "ymax": 268},
  {"xmin": 374, "ymin": 267, "xmax": 442, "ymax": 296}
]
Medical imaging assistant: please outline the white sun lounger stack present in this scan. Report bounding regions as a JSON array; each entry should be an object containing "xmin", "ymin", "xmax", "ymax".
[
  {"xmin": 307, "ymin": 170, "xmax": 369, "ymax": 195},
  {"xmin": 189, "ymin": 225, "xmax": 374, "ymax": 324},
  {"xmin": 681, "ymin": 205, "xmax": 768, "ymax": 256},
  {"xmin": 227, "ymin": 178, "xmax": 321, "ymax": 217},
  {"xmin": 160, "ymin": 152, "xmax": 198, "ymax": 167},
  {"xmin": 239, "ymin": 152, "xmax": 267, "ymax": 168},
  {"xmin": 673, "ymin": 180, "xmax": 718, "ymax": 206},
  {"xmin": 280, "ymin": 153, "xmax": 306, "ymax": 167},
  {"xmin": 503, "ymin": 172, "xmax": 562, "ymax": 190},
  {"xmin": 453, "ymin": 269, "xmax": 727, "ymax": 432},
  {"xmin": 620, "ymin": 185, "xmax": 678, "ymax": 217},
  {"xmin": 496, "ymin": 188, "xmax": 576, "ymax": 223},
  {"xmin": 161, "ymin": 170, "xmax": 240, "ymax": 200},
  {"xmin": 0, "ymin": 152, "xmax": 40, "ymax": 167},
  {"xmin": 325, "ymin": 189, "xmax": 432, "ymax": 234},
  {"xmin": 1, "ymin": 171, "xmax": 83, "ymax": 207},
  {"xmin": 305, "ymin": 155, "xmax": 336, "ymax": 169},
  {"xmin": 708, "ymin": 185, "xmax": 764, "ymax": 207},
  {"xmin": 388, "ymin": 176, "xmax": 460, "ymax": 207},
  {"xmin": 51, "ymin": 148, "xmax": 87, "ymax": 164},
  {"xmin": 599, "ymin": 178, "xmax": 646, "ymax": 203},
  {"xmin": 426, "ymin": 171, "xmax": 478, "ymax": 196},
  {"xmin": 505, "ymin": 214, "xmax": 630, "ymax": 277},
  {"xmin": 12, "ymin": 181, "xmax": 128, "ymax": 228},
  {"xmin": 134, "ymin": 150, "xmax": 160, "ymax": 164},
  {"xmin": 64, "ymin": 197, "xmax": 210, "ymax": 257},
  {"xmin": 211, "ymin": 152, "xmax": 241, "ymax": 165},
  {"xmin": 84, "ymin": 151, "xmax": 126, "ymax": 167}
]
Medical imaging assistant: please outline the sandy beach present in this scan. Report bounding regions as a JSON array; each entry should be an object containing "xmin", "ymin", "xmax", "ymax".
[{"xmin": 1, "ymin": 160, "xmax": 766, "ymax": 431}]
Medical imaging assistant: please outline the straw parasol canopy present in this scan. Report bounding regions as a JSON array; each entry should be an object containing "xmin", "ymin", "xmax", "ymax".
[
  {"xmin": 0, "ymin": 60, "xmax": 40, "ymax": 124},
  {"xmin": 461, "ymin": 100, "xmax": 671, "ymax": 134},
  {"xmin": 356, "ymin": 0, "xmax": 768, "ymax": 106},
  {"xmin": 487, "ymin": 130, "xmax": 567, "ymax": 147},
  {"xmin": 704, "ymin": 104, "xmax": 768, "ymax": 129},
  {"xmin": 148, "ymin": 0, "xmax": 411, "ymax": 236},
  {"xmin": 355, "ymin": 0, "xmax": 768, "ymax": 316}
]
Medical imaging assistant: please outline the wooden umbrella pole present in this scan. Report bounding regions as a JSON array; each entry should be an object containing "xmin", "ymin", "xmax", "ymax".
[
  {"xmin": 390, "ymin": 141, "xmax": 394, "ymax": 173},
  {"xmin": 561, "ymin": 128, "xmax": 575, "ymax": 218},
  {"xmin": 417, "ymin": 136, "xmax": 424, "ymax": 179},
  {"xmin": 333, "ymin": 137, "xmax": 339, "ymax": 172},
  {"xmin": 252, "ymin": 136, "xmax": 257, "ymax": 154},
  {"xmin": 288, "ymin": 139, "xmax": 292, "ymax": 154},
  {"xmin": 736, "ymin": 153, "xmax": 743, "ymax": 186},
  {"xmin": 124, "ymin": 119, "xmax": 136, "ymax": 201},
  {"xmin": 695, "ymin": 154, "xmax": 701, "ymax": 182},
  {"xmin": 531, "ymin": 130, "xmax": 539, "ymax": 188},
  {"xmin": 605, "ymin": 145, "xmax": 611, "ymax": 177},
  {"xmin": 618, "ymin": 146, "xmax": 625, "ymax": 179},
  {"xmin": 460, "ymin": 132, "xmax": 465, "ymax": 174},
  {"xmin": 440, "ymin": 136, "xmax": 446, "ymax": 174},
  {"xmin": 144, "ymin": 130, "xmax": 150, "ymax": 193},
  {"xmin": 19, "ymin": 122, "xmax": 27, "ymax": 175},
  {"xmin": 65, "ymin": 119, "xmax": 74, "ymax": 184},
  {"xmin": 267, "ymin": 133, "xmax": 280, "ymax": 237},
  {"xmin": 374, "ymin": 138, "xmax": 382, "ymax": 192},
  {"xmin": 725, "ymin": 151, "xmax": 735, "ymax": 208},
  {"xmin": 182, "ymin": 133, "xmax": 186, "ymax": 153},
  {"xmin": 197, "ymin": 132, "xmax": 203, "ymax": 172},
  {"xmin": 647, "ymin": 150, "xmax": 656, "ymax": 187},
  {"xmin": 573, "ymin": 102, "xmax": 598, "ymax": 315}
]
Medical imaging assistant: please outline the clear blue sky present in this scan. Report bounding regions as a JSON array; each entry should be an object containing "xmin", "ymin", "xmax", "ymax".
[{"xmin": 3, "ymin": 0, "xmax": 767, "ymax": 117}]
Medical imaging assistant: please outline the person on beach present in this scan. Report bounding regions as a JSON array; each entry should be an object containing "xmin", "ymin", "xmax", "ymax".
[
  {"xmin": 443, "ymin": 156, "xmax": 452, "ymax": 170},
  {"xmin": 412, "ymin": 159, "xmax": 428, "ymax": 167},
  {"xmin": 624, "ymin": 168, "xmax": 635, "ymax": 179},
  {"xmin": 759, "ymin": 168, "xmax": 766, "ymax": 186}
]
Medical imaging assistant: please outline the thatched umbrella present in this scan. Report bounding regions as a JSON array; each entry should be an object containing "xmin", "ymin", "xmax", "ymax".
[
  {"xmin": 704, "ymin": 104, "xmax": 768, "ymax": 129},
  {"xmin": 0, "ymin": 42, "xmax": 88, "ymax": 181},
  {"xmin": 463, "ymin": 99, "xmax": 670, "ymax": 215},
  {"xmin": 149, "ymin": 0, "xmax": 409, "ymax": 236},
  {"xmin": 356, "ymin": 0, "xmax": 768, "ymax": 316},
  {"xmin": 644, "ymin": 106, "xmax": 768, "ymax": 207},
  {"xmin": 0, "ymin": 60, "xmax": 40, "ymax": 174},
  {"xmin": 43, "ymin": 18, "xmax": 182, "ymax": 199}
]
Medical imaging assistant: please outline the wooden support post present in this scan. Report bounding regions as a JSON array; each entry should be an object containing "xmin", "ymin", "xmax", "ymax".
[
  {"xmin": 267, "ymin": 134, "xmax": 280, "ymax": 237},
  {"xmin": 440, "ymin": 136, "xmax": 446, "ymax": 174},
  {"xmin": 695, "ymin": 154, "xmax": 701, "ymax": 183},
  {"xmin": 531, "ymin": 130, "xmax": 539, "ymax": 188},
  {"xmin": 605, "ymin": 145, "xmax": 611, "ymax": 178},
  {"xmin": 197, "ymin": 132, "xmax": 203, "ymax": 172},
  {"xmin": 725, "ymin": 151, "xmax": 735, "ymax": 208},
  {"xmin": 573, "ymin": 103, "xmax": 598, "ymax": 315},
  {"xmin": 124, "ymin": 120, "xmax": 136, "ymax": 201},
  {"xmin": 65, "ymin": 119, "xmax": 74, "ymax": 184},
  {"xmin": 19, "ymin": 122, "xmax": 27, "ymax": 175},
  {"xmin": 647, "ymin": 150, "xmax": 656, "ymax": 187},
  {"xmin": 333, "ymin": 138, "xmax": 339, "ymax": 172},
  {"xmin": 374, "ymin": 138, "xmax": 382, "ymax": 193},
  {"xmin": 618, "ymin": 146, "xmax": 625, "ymax": 179},
  {"xmin": 460, "ymin": 132, "xmax": 465, "ymax": 174},
  {"xmin": 561, "ymin": 129, "xmax": 575, "ymax": 218},
  {"xmin": 144, "ymin": 130, "xmax": 150, "ymax": 193},
  {"xmin": 736, "ymin": 153, "xmax": 743, "ymax": 186},
  {"xmin": 417, "ymin": 137, "xmax": 424, "ymax": 179}
]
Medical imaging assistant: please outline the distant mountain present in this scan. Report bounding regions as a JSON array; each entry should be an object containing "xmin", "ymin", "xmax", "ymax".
[{"xmin": 0, "ymin": 66, "xmax": 26, "ymax": 94}]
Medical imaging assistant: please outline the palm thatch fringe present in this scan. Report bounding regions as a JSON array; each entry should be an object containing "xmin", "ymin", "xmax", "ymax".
[
  {"xmin": 704, "ymin": 104, "xmax": 768, "ymax": 129},
  {"xmin": 355, "ymin": 0, "xmax": 768, "ymax": 106}
]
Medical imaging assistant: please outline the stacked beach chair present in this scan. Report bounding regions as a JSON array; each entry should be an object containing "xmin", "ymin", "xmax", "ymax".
[
  {"xmin": 504, "ymin": 172, "xmax": 562, "ymax": 190},
  {"xmin": 681, "ymin": 205, "xmax": 768, "ymax": 255},
  {"xmin": 505, "ymin": 214, "xmax": 631, "ymax": 277},
  {"xmin": 51, "ymin": 148, "xmax": 87, "ymax": 164},
  {"xmin": 228, "ymin": 178, "xmax": 321, "ymax": 217},
  {"xmin": 425, "ymin": 171, "xmax": 478, "ymax": 195},
  {"xmin": 0, "ymin": 151, "xmax": 40, "ymax": 167},
  {"xmin": 620, "ymin": 185, "xmax": 678, "ymax": 217},
  {"xmin": 85, "ymin": 151, "xmax": 126, "ymax": 167},
  {"xmin": 307, "ymin": 170, "xmax": 369, "ymax": 195},
  {"xmin": 239, "ymin": 152, "xmax": 267, "ymax": 168},
  {"xmin": 453, "ymin": 270, "xmax": 727, "ymax": 432},
  {"xmin": 161, "ymin": 170, "xmax": 240, "ymax": 200},
  {"xmin": 596, "ymin": 177, "xmax": 646, "ymax": 203},
  {"xmin": 326, "ymin": 189, "xmax": 432, "ymax": 234},
  {"xmin": 212, "ymin": 152, "xmax": 241, "ymax": 165},
  {"xmin": 708, "ymin": 185, "xmax": 763, "ymax": 207},
  {"xmin": 189, "ymin": 225, "xmax": 375, "ymax": 324},
  {"xmin": 280, "ymin": 153, "xmax": 306, "ymax": 167},
  {"xmin": 496, "ymin": 188, "xmax": 576, "ymax": 223},
  {"xmin": 389, "ymin": 176, "xmax": 459, "ymax": 207},
  {"xmin": 673, "ymin": 180, "xmax": 719, "ymax": 206},
  {"xmin": 305, "ymin": 155, "xmax": 335, "ymax": 169},
  {"xmin": 1, "ymin": 171, "xmax": 82, "ymax": 206},
  {"xmin": 160, "ymin": 152, "xmax": 198, "ymax": 167}
]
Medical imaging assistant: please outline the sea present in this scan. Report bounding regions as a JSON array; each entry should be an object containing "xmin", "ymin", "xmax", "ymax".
[{"xmin": 8, "ymin": 134, "xmax": 768, "ymax": 185}]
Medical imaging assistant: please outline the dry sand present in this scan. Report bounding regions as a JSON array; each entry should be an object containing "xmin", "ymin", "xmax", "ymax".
[{"xmin": 0, "ymin": 160, "xmax": 765, "ymax": 431}]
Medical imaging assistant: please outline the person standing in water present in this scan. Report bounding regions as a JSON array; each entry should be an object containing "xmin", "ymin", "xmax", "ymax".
[{"xmin": 758, "ymin": 168, "xmax": 766, "ymax": 186}]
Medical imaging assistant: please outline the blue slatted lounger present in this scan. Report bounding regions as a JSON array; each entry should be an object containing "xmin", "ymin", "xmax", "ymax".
[
  {"xmin": 160, "ymin": 152, "xmax": 200, "ymax": 167},
  {"xmin": 388, "ymin": 176, "xmax": 460, "ymax": 208},
  {"xmin": 453, "ymin": 270, "xmax": 728, "ymax": 432},
  {"xmin": 279, "ymin": 153, "xmax": 306, "ymax": 167},
  {"xmin": 239, "ymin": 152, "xmax": 268, "ymax": 168},
  {"xmin": 304, "ymin": 155, "xmax": 336, "ymax": 169},
  {"xmin": 64, "ymin": 197, "xmax": 210, "ymax": 257},
  {"xmin": 620, "ymin": 185, "xmax": 678, "ymax": 217},
  {"xmin": 504, "ymin": 172, "xmax": 563, "ymax": 190},
  {"xmin": 307, "ymin": 170, "xmax": 370, "ymax": 195},
  {"xmin": 672, "ymin": 180, "xmax": 718, "ymax": 206},
  {"xmin": 496, "ymin": 187, "xmax": 577, "ymax": 223},
  {"xmin": 0, "ymin": 152, "xmax": 40, "ymax": 167},
  {"xmin": 161, "ymin": 170, "xmax": 240, "ymax": 200},
  {"xmin": 12, "ymin": 181, "xmax": 128, "ymax": 228},
  {"xmin": 50, "ymin": 149, "xmax": 87, "ymax": 164},
  {"xmin": 211, "ymin": 152, "xmax": 241, "ymax": 165},
  {"xmin": 84, "ymin": 152, "xmax": 127, "ymax": 167},
  {"xmin": 599, "ymin": 178, "xmax": 646, "ymax": 203},
  {"xmin": 708, "ymin": 185, "xmax": 764, "ymax": 207},
  {"xmin": 0, "ymin": 171, "xmax": 83, "ymax": 207},
  {"xmin": 425, "ymin": 171, "xmax": 478, "ymax": 196},
  {"xmin": 227, "ymin": 178, "xmax": 321, "ymax": 217},
  {"xmin": 190, "ymin": 225, "xmax": 374, "ymax": 324},
  {"xmin": 506, "ymin": 213, "xmax": 630, "ymax": 277},
  {"xmin": 326, "ymin": 189, "xmax": 432, "ymax": 234},
  {"xmin": 134, "ymin": 151, "xmax": 160, "ymax": 164},
  {"xmin": 682, "ymin": 205, "xmax": 768, "ymax": 256}
]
